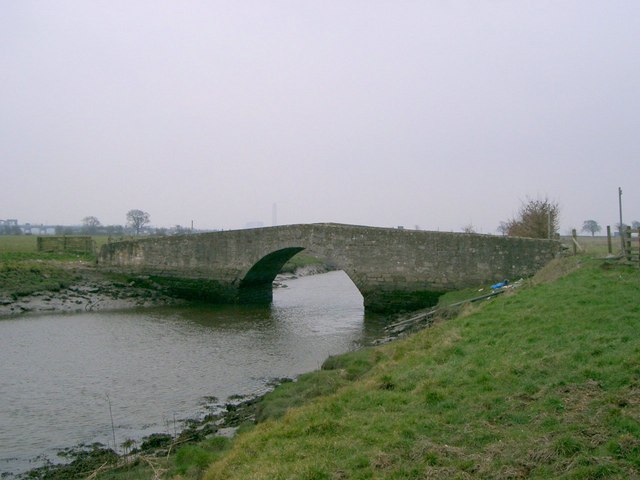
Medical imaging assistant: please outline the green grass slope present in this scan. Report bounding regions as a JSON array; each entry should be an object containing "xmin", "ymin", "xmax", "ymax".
[
  {"xmin": 204, "ymin": 258, "xmax": 640, "ymax": 480},
  {"xmin": 0, "ymin": 236, "xmax": 90, "ymax": 298}
]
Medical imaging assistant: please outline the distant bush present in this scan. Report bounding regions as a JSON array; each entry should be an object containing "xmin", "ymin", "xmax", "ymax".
[{"xmin": 504, "ymin": 197, "xmax": 559, "ymax": 239}]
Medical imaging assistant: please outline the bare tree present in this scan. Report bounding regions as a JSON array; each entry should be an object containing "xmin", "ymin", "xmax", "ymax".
[
  {"xmin": 581, "ymin": 220, "xmax": 601, "ymax": 237},
  {"xmin": 82, "ymin": 216, "xmax": 101, "ymax": 234},
  {"xmin": 504, "ymin": 197, "xmax": 559, "ymax": 239},
  {"xmin": 126, "ymin": 209, "xmax": 150, "ymax": 235},
  {"xmin": 461, "ymin": 224, "xmax": 476, "ymax": 234}
]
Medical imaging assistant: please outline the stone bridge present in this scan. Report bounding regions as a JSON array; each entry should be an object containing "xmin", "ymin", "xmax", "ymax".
[{"xmin": 98, "ymin": 223, "xmax": 560, "ymax": 312}]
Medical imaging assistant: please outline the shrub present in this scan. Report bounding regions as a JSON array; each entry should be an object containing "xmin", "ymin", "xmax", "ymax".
[{"xmin": 505, "ymin": 197, "xmax": 559, "ymax": 239}]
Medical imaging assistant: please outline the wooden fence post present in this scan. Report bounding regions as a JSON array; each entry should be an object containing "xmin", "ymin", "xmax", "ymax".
[
  {"xmin": 606, "ymin": 225, "xmax": 612, "ymax": 255},
  {"xmin": 572, "ymin": 229, "xmax": 577, "ymax": 256}
]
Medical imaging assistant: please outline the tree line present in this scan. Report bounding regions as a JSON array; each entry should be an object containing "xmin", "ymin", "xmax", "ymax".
[
  {"xmin": 581, "ymin": 219, "xmax": 640, "ymax": 237},
  {"xmin": 1, "ymin": 210, "xmax": 199, "ymax": 236},
  {"xmin": 4, "ymin": 202, "xmax": 638, "ymax": 238}
]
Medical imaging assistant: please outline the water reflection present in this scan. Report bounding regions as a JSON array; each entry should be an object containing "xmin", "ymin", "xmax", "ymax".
[{"xmin": 0, "ymin": 271, "xmax": 387, "ymax": 476}]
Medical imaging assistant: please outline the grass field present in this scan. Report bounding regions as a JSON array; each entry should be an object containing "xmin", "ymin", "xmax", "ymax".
[
  {"xmin": 0, "ymin": 236, "xmax": 89, "ymax": 297},
  {"xmin": 0, "ymin": 235, "xmax": 115, "ymax": 298},
  {"xmin": 0, "ymin": 234, "xmax": 39, "ymax": 253},
  {"xmin": 0, "ymin": 234, "xmax": 113, "ymax": 257},
  {"xmin": 561, "ymin": 235, "xmax": 620, "ymax": 257}
]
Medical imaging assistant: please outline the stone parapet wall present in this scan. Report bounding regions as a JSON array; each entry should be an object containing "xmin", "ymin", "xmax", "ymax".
[{"xmin": 98, "ymin": 223, "xmax": 560, "ymax": 312}]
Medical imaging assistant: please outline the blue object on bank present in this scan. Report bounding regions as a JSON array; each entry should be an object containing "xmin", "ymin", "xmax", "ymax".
[{"xmin": 491, "ymin": 280, "xmax": 509, "ymax": 290}]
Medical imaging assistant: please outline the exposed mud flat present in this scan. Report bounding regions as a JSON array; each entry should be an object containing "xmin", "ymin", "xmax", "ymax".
[
  {"xmin": 0, "ymin": 263, "xmax": 331, "ymax": 318},
  {"xmin": 0, "ymin": 267, "xmax": 185, "ymax": 317}
]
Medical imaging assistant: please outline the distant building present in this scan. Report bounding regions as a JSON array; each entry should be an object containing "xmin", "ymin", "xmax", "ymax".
[{"xmin": 28, "ymin": 224, "xmax": 56, "ymax": 235}]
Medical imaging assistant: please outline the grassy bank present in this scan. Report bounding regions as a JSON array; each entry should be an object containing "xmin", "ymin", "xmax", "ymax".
[
  {"xmin": 196, "ymin": 256, "xmax": 639, "ymax": 480},
  {"xmin": 0, "ymin": 236, "xmax": 90, "ymax": 298}
]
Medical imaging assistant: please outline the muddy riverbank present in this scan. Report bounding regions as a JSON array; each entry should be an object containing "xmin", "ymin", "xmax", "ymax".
[
  {"xmin": 16, "ymin": 389, "xmax": 269, "ymax": 479},
  {"xmin": 0, "ymin": 263, "xmax": 185, "ymax": 317},
  {"xmin": 0, "ymin": 263, "xmax": 331, "ymax": 318}
]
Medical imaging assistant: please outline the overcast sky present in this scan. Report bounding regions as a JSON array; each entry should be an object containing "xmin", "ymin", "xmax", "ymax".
[{"xmin": 2, "ymin": 1, "xmax": 639, "ymax": 233}]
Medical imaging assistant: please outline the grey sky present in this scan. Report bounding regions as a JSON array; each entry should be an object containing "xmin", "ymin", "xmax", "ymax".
[{"xmin": 2, "ymin": 1, "xmax": 639, "ymax": 233}]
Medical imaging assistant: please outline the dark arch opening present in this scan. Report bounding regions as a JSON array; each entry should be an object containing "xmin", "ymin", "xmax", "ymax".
[{"xmin": 239, "ymin": 247, "xmax": 305, "ymax": 303}]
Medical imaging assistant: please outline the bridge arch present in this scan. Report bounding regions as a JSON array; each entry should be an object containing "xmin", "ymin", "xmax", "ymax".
[
  {"xmin": 238, "ymin": 246, "xmax": 363, "ymax": 305},
  {"xmin": 239, "ymin": 247, "xmax": 305, "ymax": 303}
]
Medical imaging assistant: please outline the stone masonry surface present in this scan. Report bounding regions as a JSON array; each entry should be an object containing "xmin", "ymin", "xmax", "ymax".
[{"xmin": 98, "ymin": 223, "xmax": 561, "ymax": 312}]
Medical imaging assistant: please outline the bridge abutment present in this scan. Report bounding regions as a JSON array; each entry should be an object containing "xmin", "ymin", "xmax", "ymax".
[
  {"xmin": 361, "ymin": 289, "xmax": 446, "ymax": 313},
  {"xmin": 238, "ymin": 285, "xmax": 274, "ymax": 304}
]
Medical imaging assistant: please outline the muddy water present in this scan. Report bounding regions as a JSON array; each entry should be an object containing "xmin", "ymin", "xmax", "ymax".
[{"xmin": 0, "ymin": 271, "xmax": 386, "ymax": 476}]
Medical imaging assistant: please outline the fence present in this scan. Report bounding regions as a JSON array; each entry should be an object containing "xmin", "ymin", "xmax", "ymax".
[
  {"xmin": 622, "ymin": 226, "xmax": 640, "ymax": 264},
  {"xmin": 571, "ymin": 227, "xmax": 639, "ymax": 266}
]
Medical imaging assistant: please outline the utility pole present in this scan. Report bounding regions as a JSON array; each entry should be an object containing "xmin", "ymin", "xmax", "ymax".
[{"xmin": 619, "ymin": 187, "xmax": 624, "ymax": 254}]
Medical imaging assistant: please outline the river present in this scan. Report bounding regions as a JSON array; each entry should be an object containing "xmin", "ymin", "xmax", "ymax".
[{"xmin": 0, "ymin": 271, "xmax": 388, "ymax": 476}]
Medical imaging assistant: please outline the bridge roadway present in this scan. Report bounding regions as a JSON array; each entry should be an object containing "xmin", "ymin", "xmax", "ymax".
[{"xmin": 97, "ymin": 223, "xmax": 560, "ymax": 312}]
